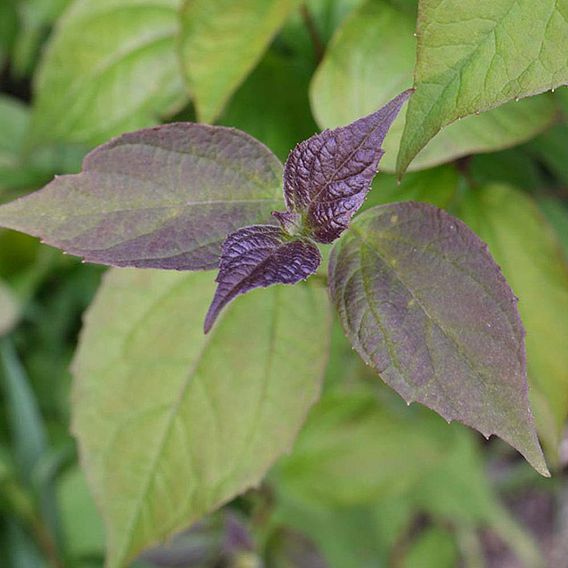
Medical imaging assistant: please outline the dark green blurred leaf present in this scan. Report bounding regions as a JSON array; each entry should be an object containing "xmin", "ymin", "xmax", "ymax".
[
  {"xmin": 265, "ymin": 527, "xmax": 327, "ymax": 568},
  {"xmin": 0, "ymin": 95, "xmax": 86, "ymax": 194},
  {"xmin": 0, "ymin": 280, "xmax": 19, "ymax": 336},
  {"xmin": 279, "ymin": 0, "xmax": 365, "ymax": 65},
  {"xmin": 220, "ymin": 51, "xmax": 318, "ymax": 161},
  {"xmin": 178, "ymin": 0, "xmax": 298, "ymax": 123},
  {"xmin": 459, "ymin": 185, "xmax": 568, "ymax": 465},
  {"xmin": 0, "ymin": 0, "xmax": 18, "ymax": 67},
  {"xmin": 363, "ymin": 165, "xmax": 460, "ymax": 212},
  {"xmin": 469, "ymin": 149, "xmax": 543, "ymax": 192},
  {"xmin": 403, "ymin": 528, "xmax": 458, "ymax": 568},
  {"xmin": 5, "ymin": 520, "xmax": 44, "ymax": 568},
  {"xmin": 526, "ymin": 122, "xmax": 568, "ymax": 185},
  {"xmin": 12, "ymin": 0, "xmax": 72, "ymax": 77},
  {"xmin": 538, "ymin": 197, "xmax": 568, "ymax": 260},
  {"xmin": 0, "ymin": 338, "xmax": 47, "ymax": 478}
]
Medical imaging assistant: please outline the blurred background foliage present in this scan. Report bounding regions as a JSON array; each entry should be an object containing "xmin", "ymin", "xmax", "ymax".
[{"xmin": 1, "ymin": 0, "xmax": 568, "ymax": 566}]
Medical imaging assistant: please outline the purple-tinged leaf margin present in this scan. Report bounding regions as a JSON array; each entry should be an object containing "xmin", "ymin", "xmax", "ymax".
[
  {"xmin": 0, "ymin": 123, "xmax": 284, "ymax": 270},
  {"xmin": 204, "ymin": 226, "xmax": 321, "ymax": 333},
  {"xmin": 329, "ymin": 201, "xmax": 548, "ymax": 476},
  {"xmin": 282, "ymin": 90, "xmax": 412, "ymax": 244}
]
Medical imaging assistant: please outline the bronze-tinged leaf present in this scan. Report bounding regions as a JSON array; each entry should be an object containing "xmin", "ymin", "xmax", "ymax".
[
  {"xmin": 329, "ymin": 201, "xmax": 548, "ymax": 476},
  {"xmin": 204, "ymin": 225, "xmax": 320, "ymax": 333},
  {"xmin": 282, "ymin": 90, "xmax": 412, "ymax": 243},
  {"xmin": 0, "ymin": 123, "xmax": 283, "ymax": 270}
]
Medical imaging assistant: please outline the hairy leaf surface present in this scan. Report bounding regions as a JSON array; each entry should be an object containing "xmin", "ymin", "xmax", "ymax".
[
  {"xmin": 329, "ymin": 202, "xmax": 547, "ymax": 475},
  {"xmin": 397, "ymin": 0, "xmax": 568, "ymax": 174},
  {"xmin": 0, "ymin": 124, "xmax": 284, "ymax": 270},
  {"xmin": 30, "ymin": 0, "xmax": 187, "ymax": 145},
  {"xmin": 205, "ymin": 225, "xmax": 321, "ymax": 332},
  {"xmin": 459, "ymin": 185, "xmax": 568, "ymax": 464},
  {"xmin": 179, "ymin": 0, "xmax": 299, "ymax": 123},
  {"xmin": 310, "ymin": 0, "xmax": 556, "ymax": 172},
  {"xmin": 283, "ymin": 90, "xmax": 411, "ymax": 243},
  {"xmin": 72, "ymin": 269, "xmax": 331, "ymax": 567}
]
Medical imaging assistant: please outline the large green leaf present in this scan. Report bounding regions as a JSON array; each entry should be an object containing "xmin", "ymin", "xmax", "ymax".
[
  {"xmin": 459, "ymin": 185, "xmax": 568, "ymax": 464},
  {"xmin": 329, "ymin": 202, "xmax": 547, "ymax": 475},
  {"xmin": 397, "ymin": 0, "xmax": 568, "ymax": 174},
  {"xmin": 310, "ymin": 0, "xmax": 556, "ymax": 172},
  {"xmin": 30, "ymin": 0, "xmax": 187, "ymax": 146},
  {"xmin": 72, "ymin": 269, "xmax": 331, "ymax": 567},
  {"xmin": 178, "ymin": 0, "xmax": 299, "ymax": 123}
]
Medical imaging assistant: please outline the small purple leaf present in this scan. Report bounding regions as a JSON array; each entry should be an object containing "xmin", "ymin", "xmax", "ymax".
[
  {"xmin": 329, "ymin": 201, "xmax": 548, "ymax": 476},
  {"xmin": 204, "ymin": 226, "xmax": 321, "ymax": 333},
  {"xmin": 283, "ymin": 90, "xmax": 412, "ymax": 243},
  {"xmin": 0, "ymin": 123, "xmax": 283, "ymax": 270}
]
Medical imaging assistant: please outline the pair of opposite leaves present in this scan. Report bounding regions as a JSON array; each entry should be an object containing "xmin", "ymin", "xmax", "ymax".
[{"xmin": 0, "ymin": 89, "xmax": 548, "ymax": 475}]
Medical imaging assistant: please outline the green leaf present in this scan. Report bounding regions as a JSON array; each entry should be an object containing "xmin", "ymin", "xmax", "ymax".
[
  {"xmin": 397, "ymin": 0, "xmax": 568, "ymax": 174},
  {"xmin": 72, "ymin": 269, "xmax": 331, "ymax": 567},
  {"xmin": 220, "ymin": 50, "xmax": 318, "ymax": 161},
  {"xmin": 275, "ymin": 390, "xmax": 455, "ymax": 506},
  {"xmin": 525, "ymin": 122, "xmax": 568, "ymax": 184},
  {"xmin": 538, "ymin": 197, "xmax": 568, "ymax": 260},
  {"xmin": 0, "ymin": 0, "xmax": 18, "ymax": 67},
  {"xmin": 469, "ymin": 148, "xmax": 543, "ymax": 191},
  {"xmin": 11, "ymin": 0, "xmax": 72, "ymax": 77},
  {"xmin": 310, "ymin": 0, "xmax": 556, "ymax": 172},
  {"xmin": 0, "ymin": 338, "xmax": 48, "ymax": 479},
  {"xmin": 329, "ymin": 202, "xmax": 547, "ymax": 475},
  {"xmin": 178, "ymin": 0, "xmax": 299, "ymax": 123},
  {"xmin": 403, "ymin": 528, "xmax": 458, "ymax": 568},
  {"xmin": 363, "ymin": 165, "xmax": 460, "ymax": 212},
  {"xmin": 0, "ymin": 95, "xmax": 29, "ymax": 191},
  {"xmin": 29, "ymin": 0, "xmax": 188, "ymax": 146},
  {"xmin": 0, "ymin": 282, "xmax": 19, "ymax": 336},
  {"xmin": 57, "ymin": 467, "xmax": 105, "ymax": 559},
  {"xmin": 458, "ymin": 185, "xmax": 568, "ymax": 465}
]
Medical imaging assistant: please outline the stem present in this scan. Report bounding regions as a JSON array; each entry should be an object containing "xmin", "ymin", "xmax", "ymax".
[
  {"xmin": 30, "ymin": 516, "xmax": 65, "ymax": 568},
  {"xmin": 300, "ymin": 3, "xmax": 324, "ymax": 63}
]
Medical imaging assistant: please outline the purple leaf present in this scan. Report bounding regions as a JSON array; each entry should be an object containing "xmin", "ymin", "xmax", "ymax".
[
  {"xmin": 0, "ymin": 123, "xmax": 283, "ymax": 270},
  {"xmin": 329, "ymin": 201, "xmax": 548, "ymax": 476},
  {"xmin": 282, "ymin": 90, "xmax": 412, "ymax": 243},
  {"xmin": 204, "ymin": 226, "xmax": 321, "ymax": 333}
]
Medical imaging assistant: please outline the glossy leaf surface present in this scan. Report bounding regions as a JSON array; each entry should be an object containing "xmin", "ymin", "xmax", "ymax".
[
  {"xmin": 398, "ymin": 0, "xmax": 568, "ymax": 174},
  {"xmin": 329, "ymin": 201, "xmax": 547, "ymax": 475},
  {"xmin": 205, "ymin": 225, "xmax": 321, "ymax": 332},
  {"xmin": 0, "ymin": 123, "xmax": 284, "ymax": 270},
  {"xmin": 311, "ymin": 0, "xmax": 556, "ymax": 172},
  {"xmin": 283, "ymin": 90, "xmax": 412, "ymax": 242},
  {"xmin": 72, "ymin": 269, "xmax": 331, "ymax": 567}
]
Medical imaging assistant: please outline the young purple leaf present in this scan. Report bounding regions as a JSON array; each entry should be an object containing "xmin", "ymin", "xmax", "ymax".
[
  {"xmin": 329, "ymin": 202, "xmax": 548, "ymax": 476},
  {"xmin": 282, "ymin": 89, "xmax": 412, "ymax": 243},
  {"xmin": 204, "ymin": 226, "xmax": 321, "ymax": 333},
  {"xmin": 0, "ymin": 124, "xmax": 283, "ymax": 270}
]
